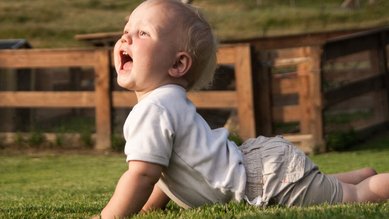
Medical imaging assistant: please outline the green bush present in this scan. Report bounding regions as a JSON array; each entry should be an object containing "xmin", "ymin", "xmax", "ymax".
[
  {"xmin": 228, "ymin": 133, "xmax": 243, "ymax": 146},
  {"xmin": 326, "ymin": 130, "xmax": 359, "ymax": 151},
  {"xmin": 28, "ymin": 130, "xmax": 46, "ymax": 147},
  {"xmin": 81, "ymin": 130, "xmax": 93, "ymax": 148},
  {"xmin": 111, "ymin": 133, "xmax": 125, "ymax": 152}
]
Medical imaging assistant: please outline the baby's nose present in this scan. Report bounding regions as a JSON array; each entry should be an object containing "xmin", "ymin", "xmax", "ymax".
[{"xmin": 120, "ymin": 34, "xmax": 132, "ymax": 44}]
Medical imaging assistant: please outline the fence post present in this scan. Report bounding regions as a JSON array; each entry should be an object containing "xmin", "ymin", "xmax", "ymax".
[
  {"xmin": 234, "ymin": 44, "xmax": 256, "ymax": 139},
  {"xmin": 94, "ymin": 49, "xmax": 112, "ymax": 150},
  {"xmin": 378, "ymin": 32, "xmax": 389, "ymax": 124},
  {"xmin": 303, "ymin": 46, "xmax": 325, "ymax": 152},
  {"xmin": 297, "ymin": 58, "xmax": 312, "ymax": 150},
  {"xmin": 369, "ymin": 32, "xmax": 389, "ymax": 127},
  {"xmin": 254, "ymin": 51, "xmax": 273, "ymax": 136}
]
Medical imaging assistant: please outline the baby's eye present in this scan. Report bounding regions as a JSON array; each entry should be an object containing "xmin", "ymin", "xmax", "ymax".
[{"xmin": 139, "ymin": 30, "xmax": 149, "ymax": 37}]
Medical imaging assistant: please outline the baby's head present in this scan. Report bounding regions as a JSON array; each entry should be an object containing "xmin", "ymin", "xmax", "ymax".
[
  {"xmin": 115, "ymin": 0, "xmax": 217, "ymax": 91},
  {"xmin": 165, "ymin": 0, "xmax": 218, "ymax": 90}
]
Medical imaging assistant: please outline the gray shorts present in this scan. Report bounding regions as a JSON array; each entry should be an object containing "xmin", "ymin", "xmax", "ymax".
[{"xmin": 240, "ymin": 136, "xmax": 343, "ymax": 207}]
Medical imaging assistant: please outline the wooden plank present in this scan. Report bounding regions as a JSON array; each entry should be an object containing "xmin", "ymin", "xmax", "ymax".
[
  {"xmin": 272, "ymin": 105, "xmax": 301, "ymax": 122},
  {"xmin": 112, "ymin": 91, "xmax": 238, "ymax": 109},
  {"xmin": 112, "ymin": 92, "xmax": 137, "ymax": 107},
  {"xmin": 273, "ymin": 57, "xmax": 309, "ymax": 67},
  {"xmin": 369, "ymin": 42, "xmax": 389, "ymax": 128},
  {"xmin": 255, "ymin": 51, "xmax": 273, "ymax": 135},
  {"xmin": 93, "ymin": 50, "xmax": 111, "ymax": 150},
  {"xmin": 75, "ymin": 31, "xmax": 121, "ymax": 41},
  {"xmin": 272, "ymin": 76, "xmax": 299, "ymax": 95},
  {"xmin": 324, "ymin": 74, "xmax": 385, "ymax": 108},
  {"xmin": 188, "ymin": 91, "xmax": 238, "ymax": 108},
  {"xmin": 0, "ymin": 91, "xmax": 95, "ymax": 107},
  {"xmin": 217, "ymin": 45, "xmax": 236, "ymax": 64},
  {"xmin": 0, "ymin": 49, "xmax": 101, "ymax": 68},
  {"xmin": 225, "ymin": 28, "xmax": 372, "ymax": 50},
  {"xmin": 284, "ymin": 134, "xmax": 314, "ymax": 154},
  {"xmin": 297, "ymin": 61, "xmax": 311, "ymax": 134},
  {"xmin": 377, "ymin": 32, "xmax": 389, "ymax": 124},
  {"xmin": 0, "ymin": 44, "xmax": 257, "ymax": 149},
  {"xmin": 323, "ymin": 68, "xmax": 373, "ymax": 82},
  {"xmin": 307, "ymin": 46, "xmax": 325, "ymax": 152},
  {"xmin": 323, "ymin": 34, "xmax": 379, "ymax": 61},
  {"xmin": 234, "ymin": 45, "xmax": 256, "ymax": 139},
  {"xmin": 75, "ymin": 28, "xmax": 371, "ymax": 50}
]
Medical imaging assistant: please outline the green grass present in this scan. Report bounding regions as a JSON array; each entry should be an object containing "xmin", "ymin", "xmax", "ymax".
[
  {"xmin": 0, "ymin": 133, "xmax": 388, "ymax": 219},
  {"xmin": 0, "ymin": 153, "xmax": 127, "ymax": 218},
  {"xmin": 1, "ymin": 0, "xmax": 389, "ymax": 48}
]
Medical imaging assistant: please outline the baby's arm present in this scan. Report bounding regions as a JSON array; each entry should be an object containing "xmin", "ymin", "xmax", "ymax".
[
  {"xmin": 100, "ymin": 161, "xmax": 163, "ymax": 219},
  {"xmin": 141, "ymin": 184, "xmax": 170, "ymax": 213}
]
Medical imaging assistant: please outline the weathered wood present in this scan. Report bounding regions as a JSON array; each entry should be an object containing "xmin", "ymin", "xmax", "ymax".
[
  {"xmin": 217, "ymin": 45, "xmax": 236, "ymax": 65},
  {"xmin": 224, "ymin": 28, "xmax": 372, "ymax": 50},
  {"xmin": 75, "ymin": 28, "xmax": 372, "ymax": 50},
  {"xmin": 255, "ymin": 51, "xmax": 273, "ymax": 135},
  {"xmin": 284, "ymin": 134, "xmax": 313, "ymax": 154},
  {"xmin": 112, "ymin": 91, "xmax": 238, "ymax": 109},
  {"xmin": 324, "ymin": 36, "xmax": 378, "ymax": 61},
  {"xmin": 324, "ymin": 74, "xmax": 385, "ymax": 108},
  {"xmin": 323, "ymin": 27, "xmax": 389, "ymax": 61},
  {"xmin": 94, "ymin": 50, "xmax": 112, "ymax": 150},
  {"xmin": 377, "ymin": 32, "xmax": 389, "ymax": 125},
  {"xmin": 112, "ymin": 92, "xmax": 137, "ymax": 107},
  {"xmin": 0, "ymin": 44, "xmax": 258, "ymax": 149},
  {"xmin": 369, "ymin": 34, "xmax": 389, "ymax": 127},
  {"xmin": 234, "ymin": 45, "xmax": 256, "ymax": 139},
  {"xmin": 188, "ymin": 91, "xmax": 238, "ymax": 109},
  {"xmin": 273, "ymin": 57, "xmax": 309, "ymax": 66},
  {"xmin": 272, "ymin": 74, "xmax": 299, "ymax": 95},
  {"xmin": 0, "ymin": 48, "xmax": 113, "ymax": 150},
  {"xmin": 306, "ymin": 46, "xmax": 325, "ymax": 152},
  {"xmin": 324, "ymin": 68, "xmax": 372, "ymax": 82},
  {"xmin": 272, "ymin": 105, "xmax": 301, "ymax": 122},
  {"xmin": 297, "ymin": 61, "xmax": 311, "ymax": 135},
  {"xmin": 0, "ymin": 48, "xmax": 100, "ymax": 68},
  {"xmin": 0, "ymin": 91, "xmax": 95, "ymax": 107},
  {"xmin": 321, "ymin": 28, "xmax": 389, "ymax": 154}
]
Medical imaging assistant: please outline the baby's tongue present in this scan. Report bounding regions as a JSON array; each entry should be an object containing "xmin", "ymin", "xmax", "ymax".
[{"xmin": 123, "ymin": 62, "xmax": 132, "ymax": 70}]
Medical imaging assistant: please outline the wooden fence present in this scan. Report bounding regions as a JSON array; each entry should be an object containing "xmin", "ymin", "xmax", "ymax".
[
  {"xmin": 253, "ymin": 47, "xmax": 324, "ymax": 153},
  {"xmin": 241, "ymin": 26, "xmax": 388, "ymax": 153},
  {"xmin": 321, "ymin": 27, "xmax": 389, "ymax": 141},
  {"xmin": 0, "ymin": 49, "xmax": 112, "ymax": 150},
  {"xmin": 1, "ymin": 27, "xmax": 388, "ymax": 153},
  {"xmin": 0, "ymin": 44, "xmax": 256, "ymax": 150},
  {"xmin": 72, "ymin": 27, "xmax": 384, "ymax": 153}
]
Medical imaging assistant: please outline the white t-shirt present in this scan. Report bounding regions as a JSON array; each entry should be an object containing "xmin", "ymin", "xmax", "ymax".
[{"xmin": 123, "ymin": 84, "xmax": 246, "ymax": 208}]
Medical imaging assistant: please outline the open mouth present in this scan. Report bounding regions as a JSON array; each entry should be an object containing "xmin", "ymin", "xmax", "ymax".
[{"xmin": 120, "ymin": 50, "xmax": 133, "ymax": 70}]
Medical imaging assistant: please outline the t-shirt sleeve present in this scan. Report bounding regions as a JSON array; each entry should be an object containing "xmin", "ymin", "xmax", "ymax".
[{"xmin": 123, "ymin": 102, "xmax": 174, "ymax": 167}]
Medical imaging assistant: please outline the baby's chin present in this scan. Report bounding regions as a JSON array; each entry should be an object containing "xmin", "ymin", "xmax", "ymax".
[{"xmin": 116, "ymin": 76, "xmax": 134, "ymax": 90}]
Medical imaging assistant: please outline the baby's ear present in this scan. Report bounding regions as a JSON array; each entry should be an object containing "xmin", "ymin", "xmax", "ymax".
[{"xmin": 169, "ymin": 52, "xmax": 192, "ymax": 78}]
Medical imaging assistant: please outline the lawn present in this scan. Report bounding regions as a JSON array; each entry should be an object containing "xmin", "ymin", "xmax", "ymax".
[
  {"xmin": 0, "ymin": 133, "xmax": 389, "ymax": 219},
  {"xmin": 1, "ymin": 0, "xmax": 389, "ymax": 48}
]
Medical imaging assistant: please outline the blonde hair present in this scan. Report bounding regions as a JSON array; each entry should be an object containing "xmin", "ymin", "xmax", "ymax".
[{"xmin": 145, "ymin": 0, "xmax": 218, "ymax": 90}]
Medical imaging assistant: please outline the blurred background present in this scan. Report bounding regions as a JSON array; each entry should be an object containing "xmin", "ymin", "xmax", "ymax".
[
  {"xmin": 1, "ymin": 0, "xmax": 389, "ymax": 152},
  {"xmin": 1, "ymin": 0, "xmax": 388, "ymax": 48}
]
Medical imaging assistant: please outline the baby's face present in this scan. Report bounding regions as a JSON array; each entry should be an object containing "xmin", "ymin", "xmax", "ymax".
[{"xmin": 114, "ymin": 1, "xmax": 182, "ymax": 95}]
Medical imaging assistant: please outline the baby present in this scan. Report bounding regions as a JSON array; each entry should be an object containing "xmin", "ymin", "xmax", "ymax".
[{"xmin": 99, "ymin": 0, "xmax": 389, "ymax": 218}]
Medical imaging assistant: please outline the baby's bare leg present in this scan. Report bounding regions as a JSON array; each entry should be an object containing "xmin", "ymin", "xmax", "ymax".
[
  {"xmin": 331, "ymin": 167, "xmax": 377, "ymax": 184},
  {"xmin": 342, "ymin": 173, "xmax": 389, "ymax": 203}
]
